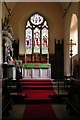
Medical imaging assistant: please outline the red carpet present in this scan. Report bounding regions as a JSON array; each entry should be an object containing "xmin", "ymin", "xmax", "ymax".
[
  {"xmin": 22, "ymin": 85, "xmax": 54, "ymax": 90},
  {"xmin": 22, "ymin": 89, "xmax": 56, "ymax": 103},
  {"xmin": 21, "ymin": 79, "xmax": 57, "ymax": 119},
  {"xmin": 21, "ymin": 79, "xmax": 54, "ymax": 90},
  {"xmin": 21, "ymin": 78, "xmax": 51, "ymax": 82},
  {"xmin": 21, "ymin": 81, "xmax": 53, "ymax": 85},
  {"xmin": 20, "ymin": 79, "xmax": 57, "ymax": 103},
  {"xmin": 23, "ymin": 104, "xmax": 57, "ymax": 120}
]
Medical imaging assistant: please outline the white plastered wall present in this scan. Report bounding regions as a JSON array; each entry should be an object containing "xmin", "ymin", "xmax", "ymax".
[{"xmin": 64, "ymin": 2, "xmax": 79, "ymax": 76}]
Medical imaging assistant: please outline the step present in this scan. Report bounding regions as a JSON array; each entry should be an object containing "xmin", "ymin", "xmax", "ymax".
[
  {"xmin": 20, "ymin": 79, "xmax": 52, "ymax": 82},
  {"xmin": 22, "ymin": 85, "xmax": 54, "ymax": 90},
  {"xmin": 21, "ymin": 81, "xmax": 53, "ymax": 85}
]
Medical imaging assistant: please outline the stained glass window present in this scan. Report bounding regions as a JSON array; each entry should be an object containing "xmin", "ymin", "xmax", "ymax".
[{"xmin": 25, "ymin": 13, "xmax": 49, "ymax": 62}]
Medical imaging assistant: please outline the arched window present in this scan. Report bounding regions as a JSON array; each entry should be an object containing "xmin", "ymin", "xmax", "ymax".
[
  {"xmin": 70, "ymin": 14, "xmax": 78, "ymax": 57},
  {"xmin": 25, "ymin": 13, "xmax": 49, "ymax": 63}
]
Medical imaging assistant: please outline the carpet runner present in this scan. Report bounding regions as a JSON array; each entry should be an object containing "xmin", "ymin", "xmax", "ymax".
[
  {"xmin": 21, "ymin": 80, "xmax": 53, "ymax": 89},
  {"xmin": 20, "ymin": 79, "xmax": 57, "ymax": 103},
  {"xmin": 23, "ymin": 104, "xmax": 57, "ymax": 120},
  {"xmin": 21, "ymin": 81, "xmax": 53, "ymax": 85},
  {"xmin": 21, "ymin": 79, "xmax": 54, "ymax": 89},
  {"xmin": 21, "ymin": 79, "xmax": 57, "ymax": 119}
]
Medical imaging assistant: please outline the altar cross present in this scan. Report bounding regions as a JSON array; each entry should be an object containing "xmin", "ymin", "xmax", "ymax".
[
  {"xmin": 69, "ymin": 39, "xmax": 76, "ymax": 56},
  {"xmin": 69, "ymin": 39, "xmax": 76, "ymax": 76}
]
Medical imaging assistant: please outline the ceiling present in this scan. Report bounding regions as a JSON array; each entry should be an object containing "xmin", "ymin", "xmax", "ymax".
[{"xmin": 5, "ymin": 1, "xmax": 71, "ymax": 15}]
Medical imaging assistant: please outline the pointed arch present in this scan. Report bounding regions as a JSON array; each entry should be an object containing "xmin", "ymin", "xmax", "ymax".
[
  {"xmin": 70, "ymin": 14, "xmax": 78, "ymax": 57},
  {"xmin": 25, "ymin": 13, "xmax": 49, "ymax": 63}
]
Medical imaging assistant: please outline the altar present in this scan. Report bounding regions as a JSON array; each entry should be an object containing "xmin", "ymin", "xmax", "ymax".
[{"xmin": 22, "ymin": 63, "xmax": 51, "ymax": 79}]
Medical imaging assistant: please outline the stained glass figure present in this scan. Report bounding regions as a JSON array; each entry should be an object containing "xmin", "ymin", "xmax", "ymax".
[
  {"xmin": 34, "ymin": 28, "xmax": 40, "ymax": 53},
  {"xmin": 25, "ymin": 28, "xmax": 32, "ymax": 54},
  {"xmin": 42, "ymin": 28, "xmax": 48, "ymax": 54}
]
